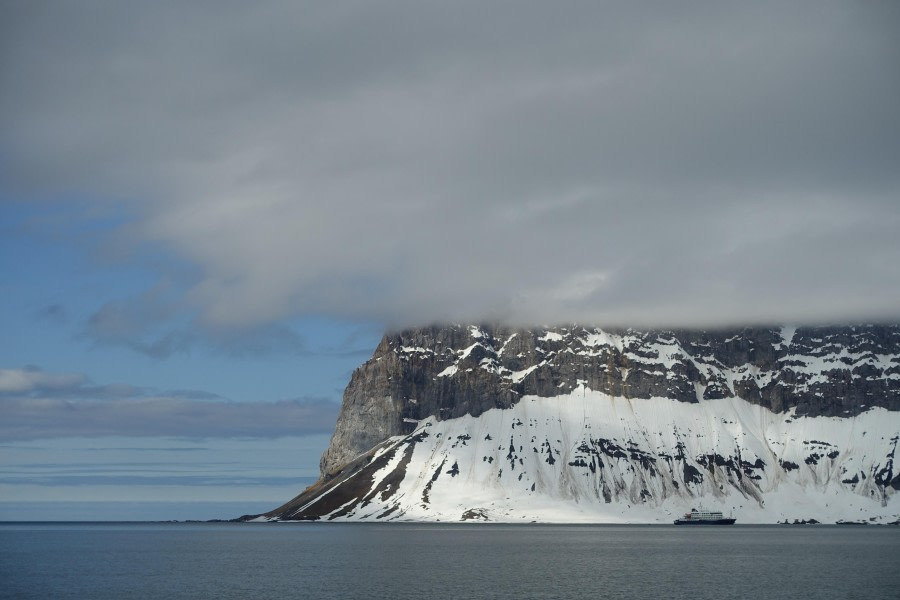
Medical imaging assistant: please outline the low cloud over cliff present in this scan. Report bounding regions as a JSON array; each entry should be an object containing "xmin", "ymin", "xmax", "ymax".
[{"xmin": 3, "ymin": 1, "xmax": 899, "ymax": 332}]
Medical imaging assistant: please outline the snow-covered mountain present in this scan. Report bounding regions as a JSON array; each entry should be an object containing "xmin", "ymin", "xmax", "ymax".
[{"xmin": 254, "ymin": 325, "xmax": 900, "ymax": 523}]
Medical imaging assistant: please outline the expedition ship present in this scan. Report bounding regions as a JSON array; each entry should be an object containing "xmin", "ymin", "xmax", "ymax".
[{"xmin": 673, "ymin": 508, "xmax": 736, "ymax": 525}]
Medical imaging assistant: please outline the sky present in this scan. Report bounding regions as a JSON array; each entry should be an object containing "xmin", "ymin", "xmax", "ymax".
[{"xmin": 1, "ymin": 1, "xmax": 899, "ymax": 520}]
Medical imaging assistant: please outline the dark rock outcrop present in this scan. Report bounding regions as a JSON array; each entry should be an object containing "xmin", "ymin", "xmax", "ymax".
[{"xmin": 320, "ymin": 324, "xmax": 900, "ymax": 477}]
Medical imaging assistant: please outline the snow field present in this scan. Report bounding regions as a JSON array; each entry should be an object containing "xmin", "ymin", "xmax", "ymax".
[{"xmin": 326, "ymin": 388, "xmax": 899, "ymax": 523}]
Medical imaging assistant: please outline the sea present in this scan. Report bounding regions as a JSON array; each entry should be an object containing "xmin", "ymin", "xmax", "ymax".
[{"xmin": 1, "ymin": 523, "xmax": 898, "ymax": 599}]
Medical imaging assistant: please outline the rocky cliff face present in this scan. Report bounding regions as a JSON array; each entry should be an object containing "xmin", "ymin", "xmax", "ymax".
[
  {"xmin": 320, "ymin": 324, "xmax": 900, "ymax": 477},
  {"xmin": 255, "ymin": 324, "xmax": 900, "ymax": 524}
]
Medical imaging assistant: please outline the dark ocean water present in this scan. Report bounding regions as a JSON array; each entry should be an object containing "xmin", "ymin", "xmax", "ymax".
[{"xmin": 1, "ymin": 523, "xmax": 898, "ymax": 600}]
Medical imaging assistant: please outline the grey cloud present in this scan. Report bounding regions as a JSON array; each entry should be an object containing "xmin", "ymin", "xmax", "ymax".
[
  {"xmin": 0, "ymin": 367, "xmax": 339, "ymax": 440},
  {"xmin": 316, "ymin": 322, "xmax": 388, "ymax": 358},
  {"xmin": 3, "ymin": 462, "xmax": 227, "ymax": 471},
  {"xmin": 1, "ymin": 393, "xmax": 340, "ymax": 441},
  {"xmin": 0, "ymin": 367, "xmax": 145, "ymax": 399},
  {"xmin": 80, "ymin": 447, "xmax": 209, "ymax": 452},
  {"xmin": 0, "ymin": 474, "xmax": 307, "ymax": 488},
  {"xmin": 81, "ymin": 287, "xmax": 308, "ymax": 358},
  {"xmin": 80, "ymin": 281, "xmax": 193, "ymax": 358},
  {"xmin": 0, "ymin": 367, "xmax": 88, "ymax": 394},
  {"xmin": 162, "ymin": 389, "xmax": 223, "ymax": 401},
  {"xmin": 2, "ymin": 1, "xmax": 899, "ymax": 329},
  {"xmin": 34, "ymin": 304, "xmax": 67, "ymax": 324}
]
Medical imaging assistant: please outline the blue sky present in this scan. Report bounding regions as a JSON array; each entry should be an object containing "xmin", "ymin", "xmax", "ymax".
[
  {"xmin": 1, "ymin": 201, "xmax": 381, "ymax": 520},
  {"xmin": 2, "ymin": 1, "xmax": 899, "ymax": 520}
]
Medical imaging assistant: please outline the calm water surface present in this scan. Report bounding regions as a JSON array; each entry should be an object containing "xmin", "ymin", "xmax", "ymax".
[{"xmin": 2, "ymin": 523, "xmax": 898, "ymax": 599}]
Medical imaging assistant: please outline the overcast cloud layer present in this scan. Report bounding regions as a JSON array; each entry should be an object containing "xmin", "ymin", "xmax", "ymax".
[{"xmin": 2, "ymin": 1, "xmax": 899, "ymax": 330}]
